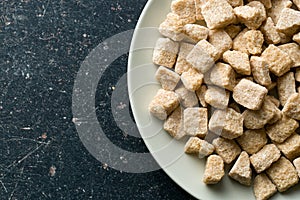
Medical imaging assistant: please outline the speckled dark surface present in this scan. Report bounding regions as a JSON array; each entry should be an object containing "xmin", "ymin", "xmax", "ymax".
[{"xmin": 0, "ymin": 0, "xmax": 195, "ymax": 199}]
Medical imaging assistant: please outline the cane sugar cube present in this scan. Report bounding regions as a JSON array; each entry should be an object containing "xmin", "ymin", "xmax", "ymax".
[
  {"xmin": 204, "ymin": 86, "xmax": 230, "ymax": 109},
  {"xmin": 233, "ymin": 78, "xmax": 268, "ymax": 110},
  {"xmin": 233, "ymin": 28, "xmax": 249, "ymax": 54},
  {"xmin": 253, "ymin": 174, "xmax": 277, "ymax": 200},
  {"xmin": 267, "ymin": 0, "xmax": 293, "ymax": 24},
  {"xmin": 277, "ymin": 71, "xmax": 296, "ymax": 106},
  {"xmin": 209, "ymin": 108, "xmax": 244, "ymax": 139},
  {"xmin": 261, "ymin": 44, "xmax": 293, "ymax": 76},
  {"xmin": 175, "ymin": 43, "xmax": 194, "ymax": 74},
  {"xmin": 249, "ymin": 0, "xmax": 272, "ymax": 9},
  {"xmin": 201, "ymin": 0, "xmax": 236, "ymax": 29},
  {"xmin": 208, "ymin": 29, "xmax": 233, "ymax": 55},
  {"xmin": 293, "ymin": 32, "xmax": 300, "ymax": 44},
  {"xmin": 184, "ymin": 137, "xmax": 215, "ymax": 156},
  {"xmin": 223, "ymin": 50, "xmax": 251, "ymax": 75},
  {"xmin": 171, "ymin": 0, "xmax": 196, "ymax": 24},
  {"xmin": 266, "ymin": 157, "xmax": 299, "ymax": 192},
  {"xmin": 212, "ymin": 137, "xmax": 241, "ymax": 164},
  {"xmin": 164, "ymin": 107, "xmax": 185, "ymax": 139},
  {"xmin": 275, "ymin": 133, "xmax": 300, "ymax": 160},
  {"xmin": 278, "ymin": 43, "xmax": 300, "ymax": 67},
  {"xmin": 266, "ymin": 116, "xmax": 299, "ymax": 143},
  {"xmin": 155, "ymin": 66, "xmax": 180, "ymax": 91},
  {"xmin": 203, "ymin": 155, "xmax": 225, "ymax": 184},
  {"xmin": 175, "ymin": 86, "xmax": 199, "ymax": 108},
  {"xmin": 250, "ymin": 144, "xmax": 281, "ymax": 173},
  {"xmin": 181, "ymin": 68, "xmax": 204, "ymax": 91},
  {"xmin": 293, "ymin": 157, "xmax": 300, "ymax": 177},
  {"xmin": 186, "ymin": 41, "xmax": 215, "ymax": 74},
  {"xmin": 182, "ymin": 24, "xmax": 209, "ymax": 43},
  {"xmin": 229, "ymin": 151, "xmax": 252, "ymax": 186},
  {"xmin": 184, "ymin": 107, "xmax": 208, "ymax": 137},
  {"xmin": 153, "ymin": 38, "xmax": 179, "ymax": 68},
  {"xmin": 283, "ymin": 93, "xmax": 300, "ymax": 120},
  {"xmin": 237, "ymin": 129, "xmax": 268, "ymax": 155},
  {"xmin": 196, "ymin": 85, "xmax": 208, "ymax": 107},
  {"xmin": 159, "ymin": 13, "xmax": 185, "ymax": 41},
  {"xmin": 210, "ymin": 62, "xmax": 236, "ymax": 91},
  {"xmin": 244, "ymin": 30, "xmax": 264, "ymax": 55},
  {"xmin": 260, "ymin": 17, "xmax": 281, "ymax": 44},
  {"xmin": 250, "ymin": 56, "xmax": 272, "ymax": 86},
  {"xmin": 276, "ymin": 8, "xmax": 300, "ymax": 35},
  {"xmin": 149, "ymin": 89, "xmax": 180, "ymax": 120}
]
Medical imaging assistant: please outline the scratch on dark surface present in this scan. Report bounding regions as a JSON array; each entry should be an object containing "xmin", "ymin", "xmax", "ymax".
[
  {"xmin": 8, "ymin": 166, "xmax": 24, "ymax": 200},
  {"xmin": 0, "ymin": 180, "xmax": 7, "ymax": 193}
]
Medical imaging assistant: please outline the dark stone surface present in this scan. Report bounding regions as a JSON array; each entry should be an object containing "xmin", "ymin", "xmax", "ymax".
[{"xmin": 0, "ymin": 0, "xmax": 195, "ymax": 199}]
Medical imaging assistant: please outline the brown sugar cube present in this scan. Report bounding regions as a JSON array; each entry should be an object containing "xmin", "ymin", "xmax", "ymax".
[
  {"xmin": 203, "ymin": 155, "xmax": 225, "ymax": 184},
  {"xmin": 226, "ymin": 0, "xmax": 243, "ymax": 7},
  {"xmin": 186, "ymin": 41, "xmax": 215, "ymax": 74},
  {"xmin": 225, "ymin": 24, "xmax": 242, "ymax": 39},
  {"xmin": 149, "ymin": 89, "xmax": 179, "ymax": 120},
  {"xmin": 247, "ymin": 1, "xmax": 267, "ymax": 27},
  {"xmin": 175, "ymin": 43, "xmax": 194, "ymax": 74},
  {"xmin": 277, "ymin": 72, "xmax": 296, "ymax": 106},
  {"xmin": 283, "ymin": 93, "xmax": 300, "ymax": 120},
  {"xmin": 175, "ymin": 86, "xmax": 199, "ymax": 108},
  {"xmin": 152, "ymin": 38, "xmax": 179, "ymax": 68},
  {"xmin": 276, "ymin": 8, "xmax": 300, "ymax": 35},
  {"xmin": 196, "ymin": 85, "xmax": 208, "ymax": 107},
  {"xmin": 250, "ymin": 56, "xmax": 272, "ymax": 86},
  {"xmin": 253, "ymin": 173, "xmax": 277, "ymax": 200},
  {"xmin": 266, "ymin": 116, "xmax": 299, "ymax": 143},
  {"xmin": 184, "ymin": 137, "xmax": 201, "ymax": 154},
  {"xmin": 248, "ymin": 0, "xmax": 272, "ymax": 9},
  {"xmin": 210, "ymin": 62, "xmax": 236, "ymax": 91},
  {"xmin": 237, "ymin": 129, "xmax": 268, "ymax": 155},
  {"xmin": 208, "ymin": 29, "xmax": 232, "ymax": 56},
  {"xmin": 267, "ymin": 0, "xmax": 293, "ymax": 24},
  {"xmin": 196, "ymin": 39, "xmax": 220, "ymax": 61},
  {"xmin": 233, "ymin": 28, "xmax": 250, "ymax": 54},
  {"xmin": 204, "ymin": 86, "xmax": 230, "ymax": 109},
  {"xmin": 261, "ymin": 44, "xmax": 293, "ymax": 76},
  {"xmin": 278, "ymin": 43, "xmax": 300, "ymax": 68},
  {"xmin": 293, "ymin": 32, "xmax": 300, "ymax": 44},
  {"xmin": 184, "ymin": 137, "xmax": 215, "ymax": 157},
  {"xmin": 234, "ymin": 2, "xmax": 266, "ymax": 30},
  {"xmin": 250, "ymin": 144, "xmax": 281, "ymax": 173},
  {"xmin": 229, "ymin": 151, "xmax": 252, "ymax": 186},
  {"xmin": 201, "ymin": 0, "xmax": 236, "ymax": 29},
  {"xmin": 181, "ymin": 68, "xmax": 204, "ymax": 91},
  {"xmin": 159, "ymin": 13, "xmax": 185, "ymax": 42},
  {"xmin": 296, "ymin": 68, "xmax": 300, "ymax": 82},
  {"xmin": 244, "ymin": 30, "xmax": 264, "ymax": 55},
  {"xmin": 293, "ymin": 157, "xmax": 300, "ymax": 177},
  {"xmin": 265, "ymin": 95, "xmax": 280, "ymax": 108},
  {"xmin": 233, "ymin": 78, "xmax": 268, "ymax": 110},
  {"xmin": 223, "ymin": 50, "xmax": 251, "ymax": 75},
  {"xmin": 260, "ymin": 17, "xmax": 281, "ymax": 44},
  {"xmin": 171, "ymin": 0, "xmax": 196, "ymax": 24},
  {"xmin": 266, "ymin": 157, "xmax": 299, "ymax": 192},
  {"xmin": 184, "ymin": 107, "xmax": 208, "ymax": 138},
  {"xmin": 155, "ymin": 66, "xmax": 180, "ymax": 91},
  {"xmin": 182, "ymin": 24, "xmax": 209, "ymax": 43},
  {"xmin": 164, "ymin": 107, "xmax": 185, "ymax": 139},
  {"xmin": 194, "ymin": 0, "xmax": 204, "ymax": 20},
  {"xmin": 242, "ymin": 97, "xmax": 278, "ymax": 129},
  {"xmin": 209, "ymin": 108, "xmax": 243, "ymax": 139},
  {"xmin": 275, "ymin": 133, "xmax": 300, "ymax": 160},
  {"xmin": 212, "ymin": 137, "xmax": 241, "ymax": 164}
]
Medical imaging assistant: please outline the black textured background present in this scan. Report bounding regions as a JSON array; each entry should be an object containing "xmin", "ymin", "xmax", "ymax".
[{"xmin": 0, "ymin": 0, "xmax": 194, "ymax": 199}]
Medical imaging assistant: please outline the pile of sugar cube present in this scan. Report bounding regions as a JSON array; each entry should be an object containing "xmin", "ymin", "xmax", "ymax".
[{"xmin": 148, "ymin": 0, "xmax": 300, "ymax": 199}]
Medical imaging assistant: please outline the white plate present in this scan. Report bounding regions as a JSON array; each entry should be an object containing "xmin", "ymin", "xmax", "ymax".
[{"xmin": 127, "ymin": 0, "xmax": 299, "ymax": 199}]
